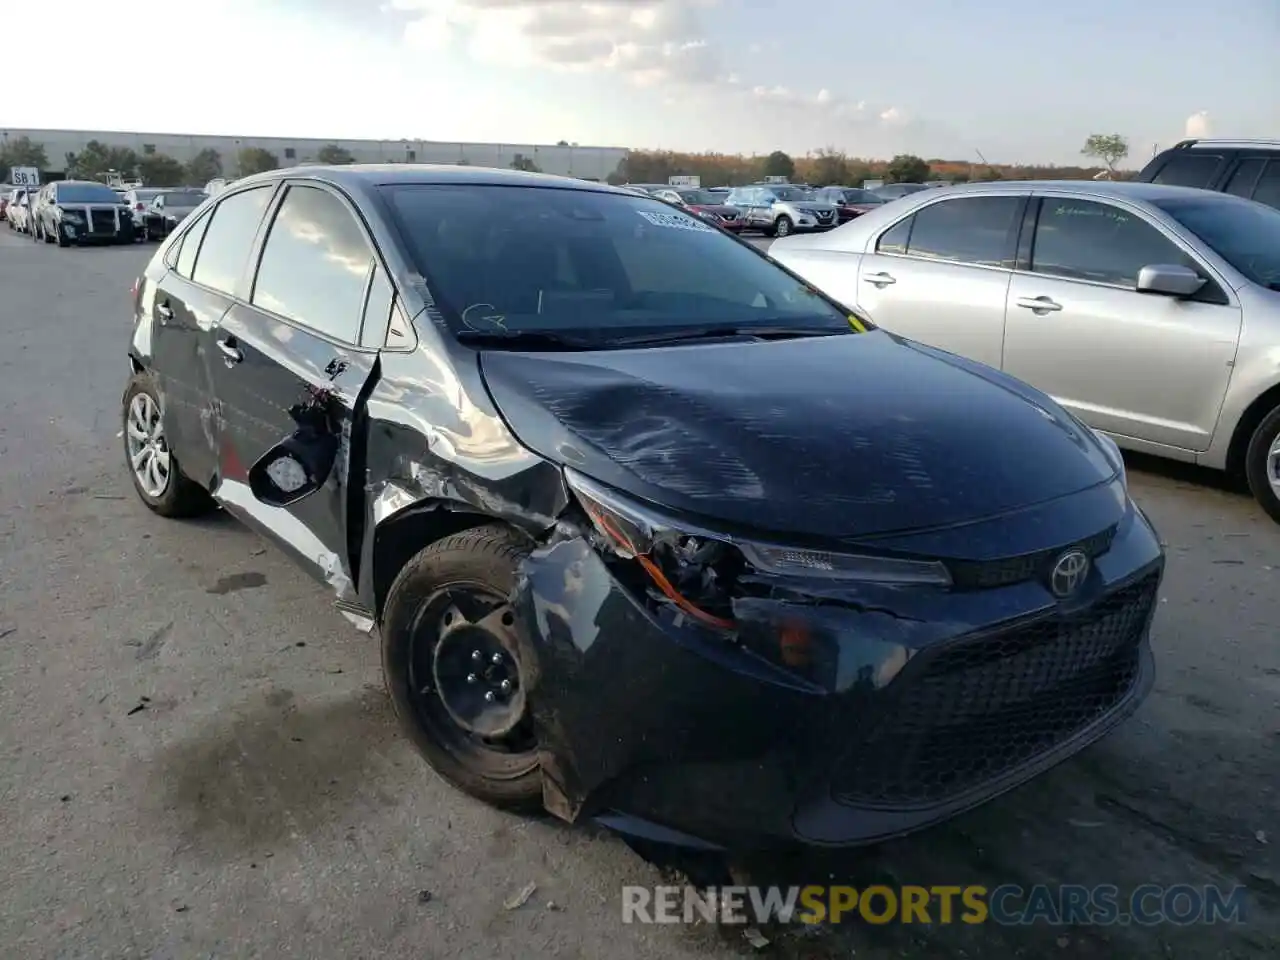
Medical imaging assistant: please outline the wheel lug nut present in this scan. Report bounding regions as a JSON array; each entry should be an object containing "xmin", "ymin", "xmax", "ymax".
[
  {"xmin": 500, "ymin": 679, "xmax": 512, "ymax": 693},
  {"xmin": 491, "ymin": 652, "xmax": 503, "ymax": 665},
  {"xmin": 484, "ymin": 691, "xmax": 496, "ymax": 703},
  {"xmin": 466, "ymin": 673, "xmax": 477, "ymax": 683},
  {"xmin": 471, "ymin": 650, "xmax": 482, "ymax": 661}
]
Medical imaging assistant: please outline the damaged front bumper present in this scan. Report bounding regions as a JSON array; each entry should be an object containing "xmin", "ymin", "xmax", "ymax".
[{"xmin": 514, "ymin": 494, "xmax": 1164, "ymax": 851}]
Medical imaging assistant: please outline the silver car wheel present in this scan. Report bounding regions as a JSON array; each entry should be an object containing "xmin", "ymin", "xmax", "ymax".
[
  {"xmin": 1269, "ymin": 432, "xmax": 1280, "ymax": 499},
  {"xmin": 126, "ymin": 392, "xmax": 171, "ymax": 498}
]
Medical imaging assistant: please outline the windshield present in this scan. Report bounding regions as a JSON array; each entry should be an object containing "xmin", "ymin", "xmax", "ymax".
[
  {"xmin": 381, "ymin": 184, "xmax": 853, "ymax": 341},
  {"xmin": 769, "ymin": 187, "xmax": 810, "ymax": 201},
  {"xmin": 1153, "ymin": 196, "xmax": 1280, "ymax": 289},
  {"xmin": 838, "ymin": 189, "xmax": 884, "ymax": 204},
  {"xmin": 160, "ymin": 191, "xmax": 205, "ymax": 206},
  {"xmin": 677, "ymin": 189, "xmax": 719, "ymax": 205},
  {"xmin": 57, "ymin": 184, "xmax": 123, "ymax": 204}
]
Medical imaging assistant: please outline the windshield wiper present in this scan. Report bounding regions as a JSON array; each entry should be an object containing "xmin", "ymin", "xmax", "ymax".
[
  {"xmin": 455, "ymin": 329, "xmax": 598, "ymax": 350},
  {"xmin": 607, "ymin": 325, "xmax": 848, "ymax": 347}
]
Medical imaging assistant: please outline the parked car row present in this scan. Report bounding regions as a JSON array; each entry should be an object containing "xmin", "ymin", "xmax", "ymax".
[
  {"xmin": 629, "ymin": 180, "xmax": 910, "ymax": 237},
  {"xmin": 3, "ymin": 181, "xmax": 207, "ymax": 245}
]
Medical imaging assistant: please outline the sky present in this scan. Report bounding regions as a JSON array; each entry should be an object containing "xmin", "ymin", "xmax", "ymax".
[{"xmin": 4, "ymin": 0, "xmax": 1276, "ymax": 165}]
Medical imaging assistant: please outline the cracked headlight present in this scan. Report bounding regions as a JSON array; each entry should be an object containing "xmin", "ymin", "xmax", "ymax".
[
  {"xmin": 565, "ymin": 468, "xmax": 952, "ymax": 588},
  {"xmin": 738, "ymin": 542, "xmax": 951, "ymax": 585}
]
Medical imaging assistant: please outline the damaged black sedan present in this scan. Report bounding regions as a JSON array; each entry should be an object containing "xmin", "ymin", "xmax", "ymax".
[{"xmin": 122, "ymin": 165, "xmax": 1164, "ymax": 851}]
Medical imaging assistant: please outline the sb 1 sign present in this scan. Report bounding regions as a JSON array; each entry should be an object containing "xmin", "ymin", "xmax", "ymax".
[{"xmin": 9, "ymin": 166, "xmax": 40, "ymax": 187}]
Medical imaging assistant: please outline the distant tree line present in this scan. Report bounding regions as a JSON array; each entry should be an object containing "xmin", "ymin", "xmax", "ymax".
[
  {"xmin": 608, "ymin": 142, "xmax": 1126, "ymax": 188},
  {"xmin": 3, "ymin": 133, "xmax": 1132, "ymax": 189}
]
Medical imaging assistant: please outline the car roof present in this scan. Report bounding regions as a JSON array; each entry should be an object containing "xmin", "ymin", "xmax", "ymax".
[
  {"xmin": 914, "ymin": 179, "xmax": 1227, "ymax": 202},
  {"xmin": 228, "ymin": 163, "xmax": 629, "ymax": 198}
]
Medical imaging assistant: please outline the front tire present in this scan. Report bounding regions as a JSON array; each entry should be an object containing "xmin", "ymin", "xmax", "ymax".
[
  {"xmin": 773, "ymin": 215, "xmax": 793, "ymax": 238},
  {"xmin": 122, "ymin": 373, "xmax": 213, "ymax": 518},
  {"xmin": 1244, "ymin": 406, "xmax": 1280, "ymax": 524},
  {"xmin": 382, "ymin": 524, "xmax": 542, "ymax": 811}
]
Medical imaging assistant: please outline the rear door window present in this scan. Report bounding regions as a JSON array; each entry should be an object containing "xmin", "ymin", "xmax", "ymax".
[
  {"xmin": 191, "ymin": 186, "xmax": 273, "ymax": 295},
  {"xmin": 904, "ymin": 196, "xmax": 1021, "ymax": 267},
  {"xmin": 1149, "ymin": 153, "xmax": 1222, "ymax": 188},
  {"xmin": 1030, "ymin": 198, "xmax": 1195, "ymax": 287}
]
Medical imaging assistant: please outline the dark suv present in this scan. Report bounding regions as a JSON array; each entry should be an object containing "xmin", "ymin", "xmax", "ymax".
[
  {"xmin": 121, "ymin": 164, "xmax": 1164, "ymax": 852},
  {"xmin": 1137, "ymin": 138, "xmax": 1280, "ymax": 210}
]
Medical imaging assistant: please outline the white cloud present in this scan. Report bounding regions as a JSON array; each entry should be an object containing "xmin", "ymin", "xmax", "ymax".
[
  {"xmin": 1184, "ymin": 110, "xmax": 1211, "ymax": 138},
  {"xmin": 392, "ymin": 0, "xmax": 904, "ymax": 138}
]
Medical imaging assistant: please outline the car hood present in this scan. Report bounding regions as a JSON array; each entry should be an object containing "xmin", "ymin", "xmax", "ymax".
[{"xmin": 478, "ymin": 331, "xmax": 1117, "ymax": 541}]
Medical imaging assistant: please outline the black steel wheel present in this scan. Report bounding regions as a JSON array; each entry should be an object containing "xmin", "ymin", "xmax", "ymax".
[{"xmin": 381, "ymin": 524, "xmax": 541, "ymax": 810}]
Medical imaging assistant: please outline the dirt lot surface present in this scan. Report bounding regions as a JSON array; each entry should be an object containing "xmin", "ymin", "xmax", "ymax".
[{"xmin": 1, "ymin": 229, "xmax": 1275, "ymax": 958}]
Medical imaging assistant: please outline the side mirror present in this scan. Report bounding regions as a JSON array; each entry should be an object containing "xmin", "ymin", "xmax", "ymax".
[
  {"xmin": 247, "ymin": 402, "xmax": 339, "ymax": 507},
  {"xmin": 1136, "ymin": 264, "xmax": 1206, "ymax": 298}
]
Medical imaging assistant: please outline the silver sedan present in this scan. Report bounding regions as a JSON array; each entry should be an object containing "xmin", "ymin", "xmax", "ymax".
[{"xmin": 769, "ymin": 180, "xmax": 1280, "ymax": 523}]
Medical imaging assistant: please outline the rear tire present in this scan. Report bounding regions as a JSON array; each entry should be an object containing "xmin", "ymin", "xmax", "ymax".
[
  {"xmin": 122, "ymin": 373, "xmax": 214, "ymax": 518},
  {"xmin": 381, "ymin": 524, "xmax": 542, "ymax": 811},
  {"xmin": 1244, "ymin": 406, "xmax": 1280, "ymax": 525}
]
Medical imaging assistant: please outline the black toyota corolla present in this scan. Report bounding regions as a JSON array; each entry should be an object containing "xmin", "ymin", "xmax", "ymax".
[{"xmin": 122, "ymin": 165, "xmax": 1163, "ymax": 851}]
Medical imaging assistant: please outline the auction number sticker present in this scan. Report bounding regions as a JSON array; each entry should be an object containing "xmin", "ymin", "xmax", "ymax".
[{"xmin": 637, "ymin": 210, "xmax": 715, "ymax": 233}]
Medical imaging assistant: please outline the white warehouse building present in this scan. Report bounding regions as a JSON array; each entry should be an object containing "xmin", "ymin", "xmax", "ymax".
[{"xmin": 1, "ymin": 128, "xmax": 630, "ymax": 181}]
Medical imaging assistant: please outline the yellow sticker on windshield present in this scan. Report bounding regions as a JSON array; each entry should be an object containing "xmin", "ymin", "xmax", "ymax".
[{"xmin": 848, "ymin": 315, "xmax": 867, "ymax": 332}]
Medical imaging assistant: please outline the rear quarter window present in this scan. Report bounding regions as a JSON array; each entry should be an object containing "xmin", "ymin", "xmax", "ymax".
[{"xmin": 1147, "ymin": 153, "xmax": 1223, "ymax": 189}]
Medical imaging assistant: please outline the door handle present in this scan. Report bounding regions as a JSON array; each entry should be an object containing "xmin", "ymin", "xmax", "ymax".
[
  {"xmin": 156, "ymin": 302, "xmax": 173, "ymax": 321},
  {"xmin": 863, "ymin": 272, "xmax": 896, "ymax": 287},
  {"xmin": 1016, "ymin": 296, "xmax": 1063, "ymax": 313},
  {"xmin": 216, "ymin": 337, "xmax": 243, "ymax": 364}
]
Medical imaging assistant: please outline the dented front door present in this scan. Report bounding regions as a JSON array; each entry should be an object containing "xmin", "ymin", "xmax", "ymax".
[{"xmin": 209, "ymin": 300, "xmax": 375, "ymax": 599}]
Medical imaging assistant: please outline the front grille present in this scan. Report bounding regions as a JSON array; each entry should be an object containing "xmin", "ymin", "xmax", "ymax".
[
  {"xmin": 815, "ymin": 211, "xmax": 834, "ymax": 222},
  {"xmin": 948, "ymin": 525, "xmax": 1116, "ymax": 590},
  {"xmin": 831, "ymin": 571, "xmax": 1159, "ymax": 808},
  {"xmin": 88, "ymin": 208, "xmax": 117, "ymax": 234}
]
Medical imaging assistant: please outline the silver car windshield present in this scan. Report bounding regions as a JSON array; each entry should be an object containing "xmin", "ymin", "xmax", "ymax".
[{"xmin": 1154, "ymin": 196, "xmax": 1280, "ymax": 290}]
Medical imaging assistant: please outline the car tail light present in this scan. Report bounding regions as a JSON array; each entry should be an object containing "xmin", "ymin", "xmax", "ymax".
[{"xmin": 135, "ymin": 202, "xmax": 145, "ymax": 211}]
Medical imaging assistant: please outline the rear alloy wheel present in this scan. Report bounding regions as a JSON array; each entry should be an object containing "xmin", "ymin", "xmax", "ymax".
[
  {"xmin": 382, "ymin": 525, "xmax": 542, "ymax": 811},
  {"xmin": 1244, "ymin": 406, "xmax": 1280, "ymax": 524},
  {"xmin": 773, "ymin": 215, "xmax": 793, "ymax": 238},
  {"xmin": 122, "ymin": 373, "xmax": 213, "ymax": 518}
]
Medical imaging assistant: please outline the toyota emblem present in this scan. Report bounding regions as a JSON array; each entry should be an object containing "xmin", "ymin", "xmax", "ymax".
[{"xmin": 1049, "ymin": 550, "xmax": 1090, "ymax": 598}]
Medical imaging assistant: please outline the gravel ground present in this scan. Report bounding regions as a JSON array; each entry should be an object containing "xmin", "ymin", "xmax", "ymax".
[{"xmin": 1, "ymin": 227, "xmax": 1276, "ymax": 959}]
